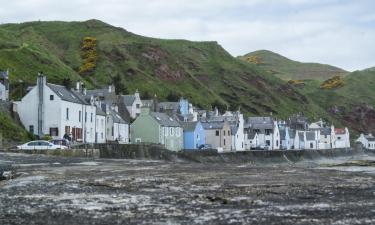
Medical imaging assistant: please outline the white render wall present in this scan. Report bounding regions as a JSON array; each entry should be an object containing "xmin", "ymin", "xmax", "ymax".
[
  {"xmin": 0, "ymin": 83, "xmax": 8, "ymax": 101},
  {"xmin": 17, "ymin": 79, "xmax": 97, "ymax": 143},
  {"xmin": 95, "ymin": 115, "xmax": 106, "ymax": 143}
]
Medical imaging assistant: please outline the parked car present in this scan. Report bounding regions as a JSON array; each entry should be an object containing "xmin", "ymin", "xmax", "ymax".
[
  {"xmin": 50, "ymin": 139, "xmax": 70, "ymax": 149},
  {"xmin": 198, "ymin": 144, "xmax": 212, "ymax": 150},
  {"xmin": 17, "ymin": 140, "xmax": 68, "ymax": 150}
]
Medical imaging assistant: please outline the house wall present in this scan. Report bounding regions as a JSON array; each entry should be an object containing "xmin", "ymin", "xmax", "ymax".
[
  {"xmin": 127, "ymin": 93, "xmax": 143, "ymax": 119},
  {"xmin": 184, "ymin": 122, "xmax": 206, "ymax": 150},
  {"xmin": 234, "ymin": 115, "xmax": 245, "ymax": 151},
  {"xmin": 319, "ymin": 134, "xmax": 332, "ymax": 149},
  {"xmin": 179, "ymin": 99, "xmax": 189, "ymax": 115},
  {"xmin": 204, "ymin": 129, "xmax": 222, "ymax": 150},
  {"xmin": 130, "ymin": 114, "xmax": 160, "ymax": 144},
  {"xmin": 113, "ymin": 122, "xmax": 129, "ymax": 143},
  {"xmin": 221, "ymin": 121, "xmax": 232, "ymax": 152},
  {"xmin": 95, "ymin": 115, "xmax": 106, "ymax": 143},
  {"xmin": 163, "ymin": 126, "xmax": 183, "ymax": 151},
  {"xmin": 273, "ymin": 122, "xmax": 280, "ymax": 150},
  {"xmin": 0, "ymin": 83, "xmax": 8, "ymax": 101}
]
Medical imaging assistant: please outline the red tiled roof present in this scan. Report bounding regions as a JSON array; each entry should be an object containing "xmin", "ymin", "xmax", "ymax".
[{"xmin": 335, "ymin": 128, "xmax": 346, "ymax": 135}]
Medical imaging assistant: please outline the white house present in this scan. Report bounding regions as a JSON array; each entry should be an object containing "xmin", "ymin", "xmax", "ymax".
[
  {"xmin": 223, "ymin": 111, "xmax": 245, "ymax": 151},
  {"xmin": 103, "ymin": 105, "xmax": 129, "ymax": 144},
  {"xmin": 334, "ymin": 128, "xmax": 350, "ymax": 148},
  {"xmin": 245, "ymin": 117, "xmax": 280, "ymax": 150},
  {"xmin": 16, "ymin": 74, "xmax": 97, "ymax": 143},
  {"xmin": 317, "ymin": 126, "xmax": 335, "ymax": 149},
  {"xmin": 356, "ymin": 133, "xmax": 375, "ymax": 150},
  {"xmin": 95, "ymin": 107, "xmax": 106, "ymax": 143},
  {"xmin": 0, "ymin": 70, "xmax": 9, "ymax": 101},
  {"xmin": 121, "ymin": 90, "xmax": 142, "ymax": 119}
]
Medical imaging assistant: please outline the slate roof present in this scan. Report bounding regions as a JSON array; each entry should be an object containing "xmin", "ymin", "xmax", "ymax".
[
  {"xmin": 47, "ymin": 84, "xmax": 90, "ymax": 105},
  {"xmin": 0, "ymin": 71, "xmax": 8, "ymax": 79},
  {"xmin": 201, "ymin": 121, "xmax": 224, "ymax": 130},
  {"xmin": 246, "ymin": 117, "xmax": 274, "ymax": 129},
  {"xmin": 247, "ymin": 131, "xmax": 257, "ymax": 139},
  {"xmin": 150, "ymin": 112, "xmax": 181, "ymax": 127},
  {"xmin": 306, "ymin": 131, "xmax": 316, "ymax": 141},
  {"xmin": 96, "ymin": 107, "xmax": 106, "ymax": 116},
  {"xmin": 365, "ymin": 135, "xmax": 375, "ymax": 141},
  {"xmin": 180, "ymin": 121, "xmax": 198, "ymax": 132},
  {"xmin": 122, "ymin": 95, "xmax": 136, "ymax": 106},
  {"xmin": 141, "ymin": 100, "xmax": 154, "ymax": 107},
  {"xmin": 158, "ymin": 102, "xmax": 179, "ymax": 111},
  {"xmin": 109, "ymin": 109, "xmax": 127, "ymax": 124},
  {"xmin": 320, "ymin": 128, "xmax": 331, "ymax": 135}
]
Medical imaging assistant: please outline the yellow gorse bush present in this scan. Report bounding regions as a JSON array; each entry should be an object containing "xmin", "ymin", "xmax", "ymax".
[
  {"xmin": 320, "ymin": 76, "xmax": 344, "ymax": 89},
  {"xmin": 79, "ymin": 37, "xmax": 97, "ymax": 75}
]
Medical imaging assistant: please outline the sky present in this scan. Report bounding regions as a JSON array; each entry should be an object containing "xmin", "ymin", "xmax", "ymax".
[{"xmin": 0, "ymin": 0, "xmax": 374, "ymax": 71}]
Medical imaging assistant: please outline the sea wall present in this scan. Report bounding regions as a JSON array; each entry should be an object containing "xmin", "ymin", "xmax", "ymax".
[{"xmin": 96, "ymin": 143, "xmax": 360, "ymax": 163}]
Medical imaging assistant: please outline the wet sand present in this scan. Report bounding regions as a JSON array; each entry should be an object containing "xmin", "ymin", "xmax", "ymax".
[{"xmin": 1, "ymin": 152, "xmax": 375, "ymax": 224}]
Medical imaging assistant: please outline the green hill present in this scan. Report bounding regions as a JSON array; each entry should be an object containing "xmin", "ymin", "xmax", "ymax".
[
  {"xmin": 297, "ymin": 68, "xmax": 375, "ymax": 135},
  {"xmin": 0, "ymin": 20, "xmax": 326, "ymax": 117},
  {"xmin": 239, "ymin": 50, "xmax": 348, "ymax": 81},
  {"xmin": 0, "ymin": 20, "xmax": 373, "ymax": 141}
]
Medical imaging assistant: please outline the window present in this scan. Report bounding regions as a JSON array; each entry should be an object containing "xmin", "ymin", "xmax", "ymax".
[
  {"xmin": 79, "ymin": 111, "xmax": 82, "ymax": 122},
  {"xmin": 66, "ymin": 108, "xmax": 69, "ymax": 120},
  {"xmin": 276, "ymin": 140, "xmax": 279, "ymax": 147},
  {"xmin": 50, "ymin": 95, "xmax": 54, "ymax": 100},
  {"xmin": 216, "ymin": 130, "xmax": 219, "ymax": 136},
  {"xmin": 228, "ymin": 130, "xmax": 231, "ymax": 136},
  {"xmin": 50, "ymin": 127, "xmax": 59, "ymax": 137},
  {"xmin": 136, "ymin": 104, "xmax": 140, "ymax": 109},
  {"xmin": 337, "ymin": 137, "xmax": 341, "ymax": 140},
  {"xmin": 170, "ymin": 127, "xmax": 174, "ymax": 136},
  {"xmin": 265, "ymin": 129, "xmax": 272, "ymax": 135},
  {"xmin": 101, "ymin": 133, "xmax": 103, "ymax": 139},
  {"xmin": 310, "ymin": 143, "xmax": 314, "ymax": 149},
  {"xmin": 29, "ymin": 125, "xmax": 34, "ymax": 133},
  {"xmin": 266, "ymin": 140, "xmax": 271, "ymax": 146},
  {"xmin": 112, "ymin": 126, "xmax": 114, "ymax": 136},
  {"xmin": 224, "ymin": 139, "xmax": 226, "ymax": 146},
  {"xmin": 85, "ymin": 112, "xmax": 87, "ymax": 122}
]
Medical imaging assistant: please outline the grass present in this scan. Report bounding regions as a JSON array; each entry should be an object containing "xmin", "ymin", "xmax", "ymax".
[{"xmin": 0, "ymin": 20, "xmax": 374, "ymax": 141}]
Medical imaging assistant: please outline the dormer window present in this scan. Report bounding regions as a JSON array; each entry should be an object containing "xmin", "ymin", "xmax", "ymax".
[{"xmin": 50, "ymin": 95, "xmax": 54, "ymax": 100}]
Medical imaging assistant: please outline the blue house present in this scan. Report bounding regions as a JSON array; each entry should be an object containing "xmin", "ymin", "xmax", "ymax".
[
  {"xmin": 179, "ymin": 98, "xmax": 189, "ymax": 115},
  {"xmin": 181, "ymin": 121, "xmax": 205, "ymax": 150}
]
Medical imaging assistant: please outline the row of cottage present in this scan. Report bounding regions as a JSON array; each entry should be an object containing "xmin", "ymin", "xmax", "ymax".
[{"xmin": 9, "ymin": 74, "xmax": 362, "ymax": 151}]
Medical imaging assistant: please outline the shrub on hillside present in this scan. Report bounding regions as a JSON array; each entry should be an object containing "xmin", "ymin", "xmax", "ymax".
[
  {"xmin": 288, "ymin": 80, "xmax": 305, "ymax": 86},
  {"xmin": 246, "ymin": 55, "xmax": 261, "ymax": 65},
  {"xmin": 79, "ymin": 37, "xmax": 97, "ymax": 75},
  {"xmin": 320, "ymin": 76, "xmax": 344, "ymax": 89}
]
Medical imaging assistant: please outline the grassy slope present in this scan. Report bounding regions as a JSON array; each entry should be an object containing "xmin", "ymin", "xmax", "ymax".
[
  {"xmin": 239, "ymin": 50, "xmax": 348, "ymax": 81},
  {"xmin": 0, "ymin": 20, "xmax": 327, "ymax": 118},
  {"xmin": 0, "ymin": 20, "xmax": 373, "ymax": 140}
]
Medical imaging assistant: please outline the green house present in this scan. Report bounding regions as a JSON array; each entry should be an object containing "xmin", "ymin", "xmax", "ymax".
[{"xmin": 130, "ymin": 108, "xmax": 183, "ymax": 151}]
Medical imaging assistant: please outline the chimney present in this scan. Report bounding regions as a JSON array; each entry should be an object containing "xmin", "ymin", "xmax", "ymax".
[
  {"xmin": 135, "ymin": 89, "xmax": 140, "ymax": 99},
  {"xmin": 83, "ymin": 88, "xmax": 87, "ymax": 95},
  {"xmin": 76, "ymin": 81, "xmax": 81, "ymax": 91},
  {"xmin": 108, "ymin": 85, "xmax": 112, "ymax": 93}
]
